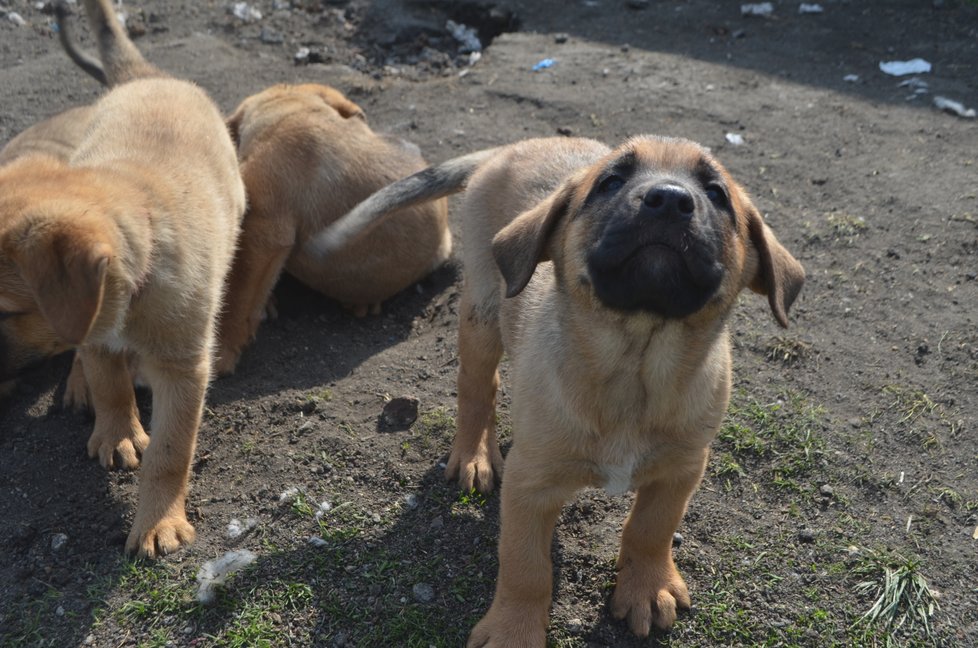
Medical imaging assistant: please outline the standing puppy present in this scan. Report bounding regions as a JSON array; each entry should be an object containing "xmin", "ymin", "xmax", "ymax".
[
  {"xmin": 0, "ymin": 0, "xmax": 245, "ymax": 557},
  {"xmin": 311, "ymin": 136, "xmax": 805, "ymax": 645},
  {"xmin": 215, "ymin": 84, "xmax": 450, "ymax": 375}
]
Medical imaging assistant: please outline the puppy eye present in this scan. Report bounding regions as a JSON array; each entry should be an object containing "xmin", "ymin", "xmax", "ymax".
[
  {"xmin": 597, "ymin": 175, "xmax": 625, "ymax": 194},
  {"xmin": 705, "ymin": 184, "xmax": 727, "ymax": 206}
]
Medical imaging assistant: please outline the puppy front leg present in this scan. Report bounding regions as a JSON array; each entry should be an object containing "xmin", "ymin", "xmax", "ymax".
[
  {"xmin": 81, "ymin": 346, "xmax": 148, "ymax": 470},
  {"xmin": 468, "ymin": 450, "xmax": 573, "ymax": 648},
  {"xmin": 610, "ymin": 452, "xmax": 708, "ymax": 636},
  {"xmin": 215, "ymin": 215, "xmax": 295, "ymax": 376},
  {"xmin": 63, "ymin": 351, "xmax": 92, "ymax": 411},
  {"xmin": 447, "ymin": 296, "xmax": 504, "ymax": 493},
  {"xmin": 125, "ymin": 356, "xmax": 208, "ymax": 557}
]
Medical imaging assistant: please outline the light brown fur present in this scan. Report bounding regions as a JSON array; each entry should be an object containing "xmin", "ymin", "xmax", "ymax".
[
  {"xmin": 0, "ymin": 0, "xmax": 245, "ymax": 557},
  {"xmin": 316, "ymin": 136, "xmax": 804, "ymax": 645},
  {"xmin": 215, "ymin": 83, "xmax": 450, "ymax": 375}
]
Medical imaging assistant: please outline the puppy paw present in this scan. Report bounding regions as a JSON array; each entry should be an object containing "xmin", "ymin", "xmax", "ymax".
[
  {"xmin": 466, "ymin": 604, "xmax": 546, "ymax": 648},
  {"xmin": 214, "ymin": 347, "xmax": 240, "ymax": 377},
  {"xmin": 87, "ymin": 420, "xmax": 150, "ymax": 470},
  {"xmin": 445, "ymin": 443, "xmax": 503, "ymax": 494},
  {"xmin": 126, "ymin": 513, "xmax": 196, "ymax": 559},
  {"xmin": 63, "ymin": 354, "xmax": 92, "ymax": 412},
  {"xmin": 610, "ymin": 559, "xmax": 690, "ymax": 636}
]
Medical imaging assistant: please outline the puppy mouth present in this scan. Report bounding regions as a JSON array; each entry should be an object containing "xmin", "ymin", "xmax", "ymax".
[{"xmin": 586, "ymin": 215, "xmax": 725, "ymax": 317}]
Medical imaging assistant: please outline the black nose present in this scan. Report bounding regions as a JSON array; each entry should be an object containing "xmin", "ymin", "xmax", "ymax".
[{"xmin": 642, "ymin": 185, "xmax": 695, "ymax": 219}]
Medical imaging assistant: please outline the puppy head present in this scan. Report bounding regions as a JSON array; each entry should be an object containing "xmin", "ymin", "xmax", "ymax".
[
  {"xmin": 226, "ymin": 83, "xmax": 366, "ymax": 146},
  {"xmin": 493, "ymin": 136, "xmax": 804, "ymax": 326},
  {"xmin": 0, "ymin": 166, "xmax": 113, "ymax": 380}
]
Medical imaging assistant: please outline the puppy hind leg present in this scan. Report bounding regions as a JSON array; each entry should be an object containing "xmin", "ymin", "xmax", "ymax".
[
  {"xmin": 81, "ymin": 346, "xmax": 148, "ymax": 470},
  {"xmin": 125, "ymin": 355, "xmax": 208, "ymax": 558},
  {"xmin": 610, "ymin": 454, "xmax": 708, "ymax": 636},
  {"xmin": 215, "ymin": 220, "xmax": 295, "ymax": 376},
  {"xmin": 447, "ymin": 298, "xmax": 504, "ymax": 493}
]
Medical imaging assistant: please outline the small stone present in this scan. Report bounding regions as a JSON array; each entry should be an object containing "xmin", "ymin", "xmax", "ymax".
[
  {"xmin": 819, "ymin": 484, "xmax": 834, "ymax": 498},
  {"xmin": 404, "ymin": 493, "xmax": 419, "ymax": 510},
  {"xmin": 556, "ymin": 126, "xmax": 573, "ymax": 136},
  {"xmin": 554, "ymin": 33, "xmax": 569, "ymax": 44},
  {"xmin": 672, "ymin": 532, "xmax": 683, "ymax": 547},
  {"xmin": 294, "ymin": 47, "xmax": 311, "ymax": 64},
  {"xmin": 798, "ymin": 528, "xmax": 816, "ymax": 543},
  {"xmin": 429, "ymin": 516, "xmax": 444, "ymax": 530},
  {"xmin": 260, "ymin": 26, "xmax": 284, "ymax": 44},
  {"xmin": 566, "ymin": 618, "xmax": 584, "ymax": 635},
  {"xmin": 56, "ymin": 606, "xmax": 65, "ymax": 617},
  {"xmin": 381, "ymin": 396, "xmax": 420, "ymax": 430},
  {"xmin": 412, "ymin": 582, "xmax": 435, "ymax": 603},
  {"xmin": 51, "ymin": 532, "xmax": 68, "ymax": 552},
  {"xmin": 8, "ymin": 12, "xmax": 27, "ymax": 26}
]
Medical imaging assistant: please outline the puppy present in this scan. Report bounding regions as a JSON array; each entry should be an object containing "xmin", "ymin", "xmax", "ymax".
[
  {"xmin": 215, "ymin": 83, "xmax": 450, "ymax": 375},
  {"xmin": 0, "ymin": 0, "xmax": 245, "ymax": 557},
  {"xmin": 0, "ymin": 105, "xmax": 97, "ymax": 400},
  {"xmin": 311, "ymin": 136, "xmax": 805, "ymax": 645}
]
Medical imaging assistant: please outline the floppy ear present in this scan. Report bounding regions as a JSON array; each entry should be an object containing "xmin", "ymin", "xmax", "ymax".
[
  {"xmin": 314, "ymin": 86, "xmax": 366, "ymax": 121},
  {"xmin": 225, "ymin": 108, "xmax": 243, "ymax": 147},
  {"xmin": 492, "ymin": 178, "xmax": 579, "ymax": 298},
  {"xmin": 2, "ymin": 222, "xmax": 112, "ymax": 345},
  {"xmin": 747, "ymin": 210, "xmax": 805, "ymax": 328}
]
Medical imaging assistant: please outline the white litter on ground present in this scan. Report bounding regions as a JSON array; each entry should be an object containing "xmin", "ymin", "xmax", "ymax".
[
  {"xmin": 278, "ymin": 486, "xmax": 300, "ymax": 503},
  {"xmin": 227, "ymin": 517, "xmax": 258, "ymax": 539},
  {"xmin": 934, "ymin": 96, "xmax": 976, "ymax": 119},
  {"xmin": 741, "ymin": 3, "xmax": 773, "ymax": 17},
  {"xmin": 725, "ymin": 133, "xmax": 745, "ymax": 146},
  {"xmin": 232, "ymin": 2, "xmax": 262, "ymax": 23},
  {"xmin": 196, "ymin": 550, "xmax": 257, "ymax": 604},
  {"xmin": 313, "ymin": 501, "xmax": 332, "ymax": 522},
  {"xmin": 308, "ymin": 536, "xmax": 328, "ymax": 547},
  {"xmin": 843, "ymin": 74, "xmax": 859, "ymax": 83},
  {"xmin": 879, "ymin": 58, "xmax": 932, "ymax": 76}
]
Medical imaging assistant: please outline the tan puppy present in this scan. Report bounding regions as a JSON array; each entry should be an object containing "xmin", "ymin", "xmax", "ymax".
[
  {"xmin": 311, "ymin": 136, "xmax": 805, "ymax": 645},
  {"xmin": 0, "ymin": 105, "xmax": 97, "ymax": 400},
  {"xmin": 0, "ymin": 0, "xmax": 245, "ymax": 557},
  {"xmin": 0, "ymin": 106, "xmax": 96, "ymax": 166},
  {"xmin": 215, "ymin": 83, "xmax": 450, "ymax": 375}
]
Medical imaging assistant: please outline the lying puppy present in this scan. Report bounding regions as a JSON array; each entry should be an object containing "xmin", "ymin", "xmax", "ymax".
[
  {"xmin": 311, "ymin": 136, "xmax": 805, "ymax": 645},
  {"xmin": 0, "ymin": 106, "xmax": 96, "ymax": 166},
  {"xmin": 215, "ymin": 83, "xmax": 451, "ymax": 375},
  {"xmin": 0, "ymin": 0, "xmax": 245, "ymax": 557}
]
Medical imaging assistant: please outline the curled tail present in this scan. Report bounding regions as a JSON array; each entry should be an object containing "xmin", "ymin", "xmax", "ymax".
[
  {"xmin": 307, "ymin": 147, "xmax": 502, "ymax": 259},
  {"xmin": 55, "ymin": 0, "xmax": 164, "ymax": 86}
]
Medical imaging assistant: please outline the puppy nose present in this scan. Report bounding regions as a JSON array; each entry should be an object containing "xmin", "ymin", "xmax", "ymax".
[{"xmin": 642, "ymin": 185, "xmax": 695, "ymax": 219}]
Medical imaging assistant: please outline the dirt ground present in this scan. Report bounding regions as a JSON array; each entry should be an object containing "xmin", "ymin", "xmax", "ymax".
[{"xmin": 1, "ymin": 0, "xmax": 977, "ymax": 646}]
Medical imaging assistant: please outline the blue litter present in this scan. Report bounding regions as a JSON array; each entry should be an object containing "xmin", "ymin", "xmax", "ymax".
[{"xmin": 532, "ymin": 58, "xmax": 555, "ymax": 72}]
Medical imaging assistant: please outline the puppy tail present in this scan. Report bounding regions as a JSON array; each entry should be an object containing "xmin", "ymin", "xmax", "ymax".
[
  {"xmin": 59, "ymin": 0, "xmax": 165, "ymax": 86},
  {"xmin": 307, "ymin": 147, "xmax": 502, "ymax": 258},
  {"xmin": 54, "ymin": 1, "xmax": 108, "ymax": 86}
]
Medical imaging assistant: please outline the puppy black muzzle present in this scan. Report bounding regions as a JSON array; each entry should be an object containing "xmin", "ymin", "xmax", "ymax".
[{"xmin": 586, "ymin": 181, "xmax": 725, "ymax": 317}]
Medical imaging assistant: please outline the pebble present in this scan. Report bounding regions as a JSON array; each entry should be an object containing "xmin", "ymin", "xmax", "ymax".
[
  {"xmin": 51, "ymin": 532, "xmax": 69, "ymax": 552},
  {"xmin": 381, "ymin": 396, "xmax": 420, "ymax": 429},
  {"xmin": 404, "ymin": 493, "xmax": 419, "ymax": 510},
  {"xmin": 819, "ymin": 484, "xmax": 834, "ymax": 498},
  {"xmin": 8, "ymin": 12, "xmax": 27, "ymax": 26},
  {"xmin": 672, "ymin": 532, "xmax": 683, "ymax": 547},
  {"xmin": 412, "ymin": 582, "xmax": 435, "ymax": 603},
  {"xmin": 554, "ymin": 33, "xmax": 569, "ymax": 44},
  {"xmin": 798, "ymin": 528, "xmax": 816, "ymax": 543},
  {"xmin": 566, "ymin": 618, "xmax": 584, "ymax": 635},
  {"xmin": 260, "ymin": 27, "xmax": 284, "ymax": 44},
  {"xmin": 430, "ymin": 516, "xmax": 444, "ymax": 530}
]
